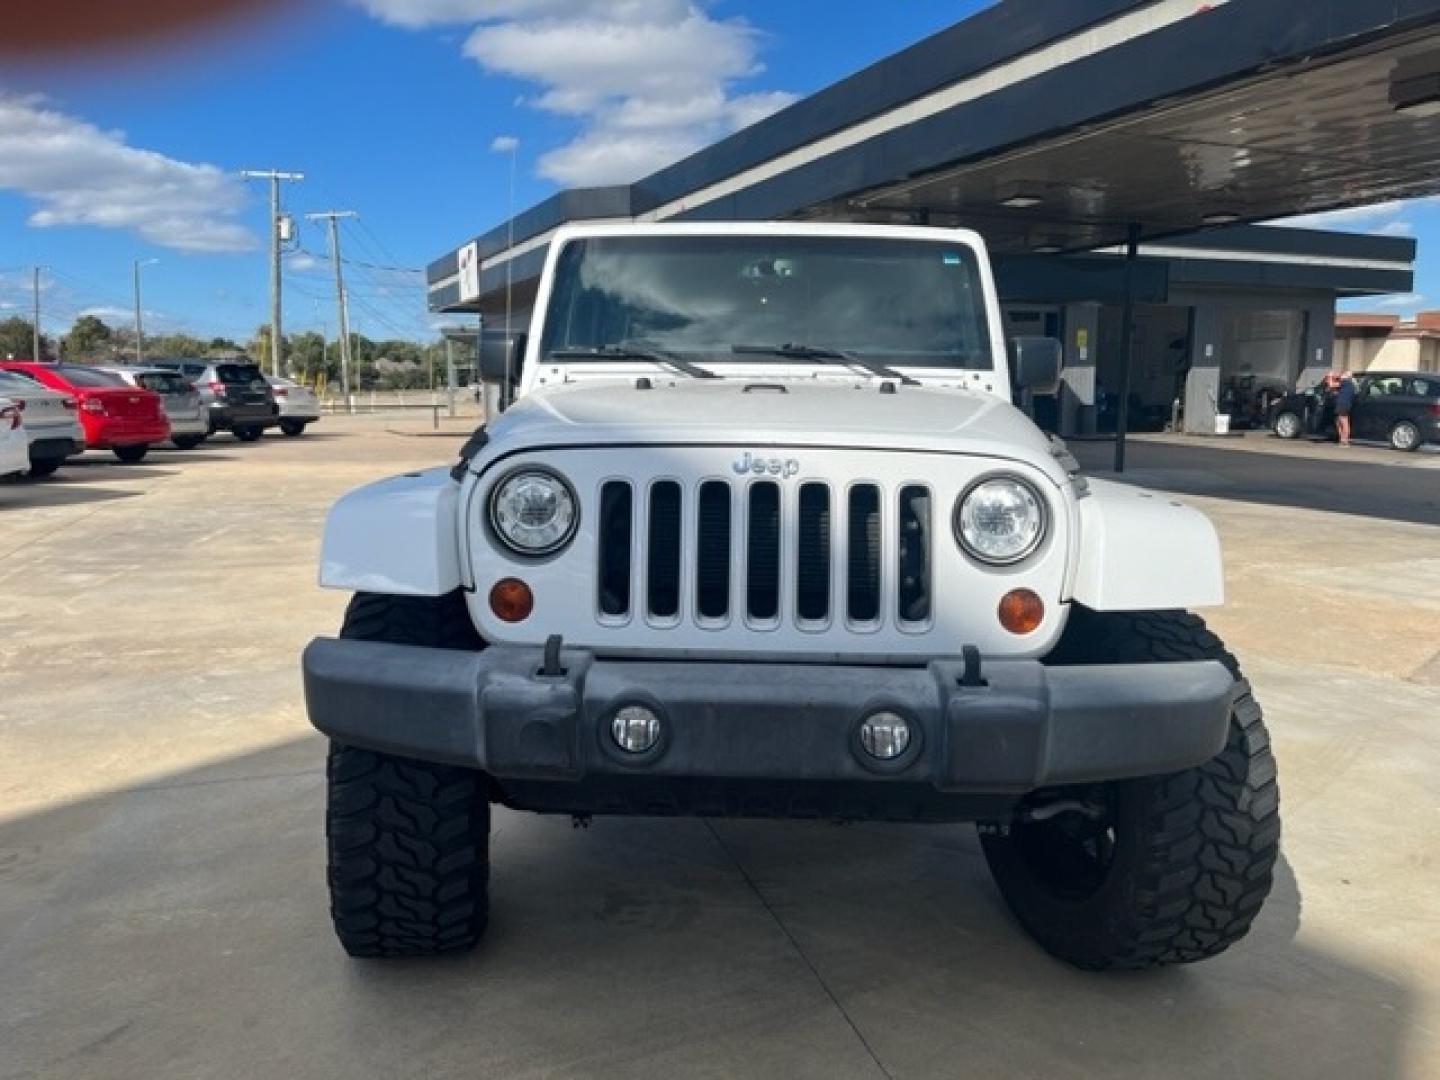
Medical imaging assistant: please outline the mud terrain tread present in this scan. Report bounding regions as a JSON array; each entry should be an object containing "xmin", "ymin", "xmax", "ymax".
[
  {"xmin": 326, "ymin": 744, "xmax": 490, "ymax": 958},
  {"xmin": 986, "ymin": 609, "xmax": 1280, "ymax": 970},
  {"xmin": 327, "ymin": 591, "xmax": 489, "ymax": 958}
]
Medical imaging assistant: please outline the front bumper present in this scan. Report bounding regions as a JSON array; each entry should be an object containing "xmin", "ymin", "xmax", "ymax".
[{"xmin": 303, "ymin": 640, "xmax": 1235, "ymax": 798}]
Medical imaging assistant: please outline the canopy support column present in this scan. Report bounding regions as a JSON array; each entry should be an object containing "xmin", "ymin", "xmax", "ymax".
[{"xmin": 1114, "ymin": 223, "xmax": 1141, "ymax": 474}]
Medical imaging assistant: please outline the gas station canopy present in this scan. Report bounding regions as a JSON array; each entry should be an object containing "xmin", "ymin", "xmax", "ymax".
[{"xmin": 430, "ymin": 0, "xmax": 1440, "ymax": 313}]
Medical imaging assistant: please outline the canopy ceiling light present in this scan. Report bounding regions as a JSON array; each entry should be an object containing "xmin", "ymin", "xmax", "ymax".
[
  {"xmin": 1000, "ymin": 193, "xmax": 1044, "ymax": 209},
  {"xmin": 1202, "ymin": 212, "xmax": 1242, "ymax": 226}
]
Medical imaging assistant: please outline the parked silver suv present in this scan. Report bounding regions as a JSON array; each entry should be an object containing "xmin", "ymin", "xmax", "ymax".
[{"xmin": 100, "ymin": 367, "xmax": 209, "ymax": 450}]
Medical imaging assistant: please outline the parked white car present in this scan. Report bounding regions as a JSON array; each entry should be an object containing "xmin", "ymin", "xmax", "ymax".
[
  {"xmin": 266, "ymin": 376, "xmax": 321, "ymax": 437},
  {"xmin": 100, "ymin": 367, "xmax": 209, "ymax": 450},
  {"xmin": 0, "ymin": 369, "xmax": 84, "ymax": 478},
  {"xmin": 0, "ymin": 397, "xmax": 28, "ymax": 479}
]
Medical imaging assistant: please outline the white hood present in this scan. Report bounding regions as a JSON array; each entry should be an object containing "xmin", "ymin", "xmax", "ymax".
[{"xmin": 482, "ymin": 379, "xmax": 1061, "ymax": 474}]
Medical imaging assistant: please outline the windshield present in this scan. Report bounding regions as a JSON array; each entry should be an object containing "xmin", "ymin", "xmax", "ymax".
[
  {"xmin": 539, "ymin": 235, "xmax": 994, "ymax": 370},
  {"xmin": 137, "ymin": 372, "xmax": 192, "ymax": 395}
]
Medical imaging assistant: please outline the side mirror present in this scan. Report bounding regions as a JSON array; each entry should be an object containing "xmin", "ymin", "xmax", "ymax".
[
  {"xmin": 479, "ymin": 332, "xmax": 526, "ymax": 383},
  {"xmin": 1009, "ymin": 336, "xmax": 1062, "ymax": 395}
]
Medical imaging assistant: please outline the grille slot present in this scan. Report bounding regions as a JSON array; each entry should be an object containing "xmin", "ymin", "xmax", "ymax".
[
  {"xmin": 898, "ymin": 486, "xmax": 932, "ymax": 624},
  {"xmin": 847, "ymin": 485, "xmax": 882, "ymax": 623},
  {"xmin": 747, "ymin": 482, "xmax": 781, "ymax": 622},
  {"xmin": 647, "ymin": 481, "xmax": 682, "ymax": 619},
  {"xmin": 597, "ymin": 481, "xmax": 632, "ymax": 617},
  {"xmin": 696, "ymin": 481, "xmax": 732, "ymax": 620},
  {"xmin": 796, "ymin": 483, "xmax": 831, "ymax": 622}
]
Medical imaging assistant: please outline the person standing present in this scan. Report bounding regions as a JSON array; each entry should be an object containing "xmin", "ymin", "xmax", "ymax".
[{"xmin": 1335, "ymin": 371, "xmax": 1357, "ymax": 446}]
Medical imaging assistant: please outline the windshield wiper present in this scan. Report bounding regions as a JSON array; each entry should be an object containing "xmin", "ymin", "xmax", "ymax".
[
  {"xmin": 731, "ymin": 343, "xmax": 920, "ymax": 386},
  {"xmin": 550, "ymin": 344, "xmax": 720, "ymax": 380}
]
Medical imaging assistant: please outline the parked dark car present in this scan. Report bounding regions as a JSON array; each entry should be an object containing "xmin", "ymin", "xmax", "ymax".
[
  {"xmin": 147, "ymin": 359, "xmax": 279, "ymax": 441},
  {"xmin": 1270, "ymin": 371, "xmax": 1440, "ymax": 452}
]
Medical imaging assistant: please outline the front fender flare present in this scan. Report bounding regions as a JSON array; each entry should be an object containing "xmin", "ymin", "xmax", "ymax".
[
  {"xmin": 1070, "ymin": 479, "xmax": 1224, "ymax": 611},
  {"xmin": 319, "ymin": 468, "xmax": 461, "ymax": 597}
]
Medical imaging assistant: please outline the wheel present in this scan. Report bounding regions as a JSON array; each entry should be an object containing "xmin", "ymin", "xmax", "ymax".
[
  {"xmin": 981, "ymin": 609, "xmax": 1280, "ymax": 971},
  {"xmin": 327, "ymin": 592, "xmax": 489, "ymax": 958},
  {"xmin": 173, "ymin": 435, "xmax": 207, "ymax": 451},
  {"xmin": 279, "ymin": 419, "xmax": 308, "ymax": 437},
  {"xmin": 1273, "ymin": 411, "xmax": 1303, "ymax": 439},
  {"xmin": 234, "ymin": 427, "xmax": 262, "ymax": 443},
  {"xmin": 27, "ymin": 458, "xmax": 63, "ymax": 478},
  {"xmin": 1390, "ymin": 421, "xmax": 1421, "ymax": 452},
  {"xmin": 114, "ymin": 445, "xmax": 149, "ymax": 464}
]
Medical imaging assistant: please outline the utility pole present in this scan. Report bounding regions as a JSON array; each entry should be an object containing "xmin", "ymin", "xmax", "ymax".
[
  {"xmin": 32, "ymin": 267, "xmax": 41, "ymax": 361},
  {"xmin": 308, "ymin": 211, "xmax": 358, "ymax": 414},
  {"xmin": 241, "ymin": 169, "xmax": 304, "ymax": 377}
]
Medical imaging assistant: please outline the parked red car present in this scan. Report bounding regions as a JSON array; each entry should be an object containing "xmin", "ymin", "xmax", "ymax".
[{"xmin": 0, "ymin": 362, "xmax": 171, "ymax": 463}]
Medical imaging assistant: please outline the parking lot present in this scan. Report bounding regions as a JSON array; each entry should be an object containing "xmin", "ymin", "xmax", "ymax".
[{"xmin": 3, "ymin": 421, "xmax": 1439, "ymax": 1080}]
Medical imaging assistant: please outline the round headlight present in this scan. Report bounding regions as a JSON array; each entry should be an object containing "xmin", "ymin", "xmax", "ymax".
[
  {"xmin": 955, "ymin": 476, "xmax": 1046, "ymax": 565},
  {"xmin": 489, "ymin": 469, "xmax": 579, "ymax": 556}
]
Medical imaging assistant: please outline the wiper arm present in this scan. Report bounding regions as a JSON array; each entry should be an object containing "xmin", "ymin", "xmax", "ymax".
[
  {"xmin": 550, "ymin": 344, "xmax": 720, "ymax": 380},
  {"xmin": 731, "ymin": 343, "xmax": 920, "ymax": 386}
]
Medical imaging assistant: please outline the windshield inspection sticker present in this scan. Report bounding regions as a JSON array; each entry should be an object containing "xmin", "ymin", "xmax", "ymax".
[{"xmin": 942, "ymin": 252, "xmax": 963, "ymax": 265}]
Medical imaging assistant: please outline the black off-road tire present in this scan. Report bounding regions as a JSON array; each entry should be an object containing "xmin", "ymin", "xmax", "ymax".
[
  {"xmin": 982, "ymin": 609, "xmax": 1280, "ymax": 970},
  {"xmin": 234, "ymin": 426, "xmax": 262, "ymax": 443},
  {"xmin": 113, "ymin": 445, "xmax": 149, "ymax": 464},
  {"xmin": 173, "ymin": 435, "xmax": 206, "ymax": 451},
  {"xmin": 327, "ymin": 591, "xmax": 490, "ymax": 958},
  {"xmin": 280, "ymin": 419, "xmax": 308, "ymax": 437}
]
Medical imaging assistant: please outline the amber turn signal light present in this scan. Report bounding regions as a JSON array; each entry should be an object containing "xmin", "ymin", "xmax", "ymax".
[
  {"xmin": 998, "ymin": 589, "xmax": 1045, "ymax": 635},
  {"xmin": 490, "ymin": 578, "xmax": 535, "ymax": 623}
]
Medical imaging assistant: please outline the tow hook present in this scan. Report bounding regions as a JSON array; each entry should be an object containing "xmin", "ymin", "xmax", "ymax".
[{"xmin": 1017, "ymin": 800, "xmax": 1104, "ymax": 824}]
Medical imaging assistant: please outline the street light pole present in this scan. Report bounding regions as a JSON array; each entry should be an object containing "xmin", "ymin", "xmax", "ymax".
[{"xmin": 133, "ymin": 258, "xmax": 158, "ymax": 365}]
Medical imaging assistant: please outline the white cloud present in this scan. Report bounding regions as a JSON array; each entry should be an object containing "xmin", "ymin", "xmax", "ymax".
[
  {"xmin": 286, "ymin": 253, "xmax": 323, "ymax": 273},
  {"xmin": 1270, "ymin": 197, "xmax": 1440, "ymax": 236},
  {"xmin": 0, "ymin": 93, "xmax": 257, "ymax": 253},
  {"xmin": 1373, "ymin": 293, "xmax": 1426, "ymax": 311},
  {"xmin": 355, "ymin": 0, "xmax": 795, "ymax": 187},
  {"xmin": 491, "ymin": 134, "xmax": 519, "ymax": 153}
]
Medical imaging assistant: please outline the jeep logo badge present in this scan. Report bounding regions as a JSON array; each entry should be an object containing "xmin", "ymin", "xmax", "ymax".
[{"xmin": 733, "ymin": 452, "xmax": 800, "ymax": 478}]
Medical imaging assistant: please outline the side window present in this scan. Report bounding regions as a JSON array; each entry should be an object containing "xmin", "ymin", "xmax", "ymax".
[
  {"xmin": 1365, "ymin": 376, "xmax": 1405, "ymax": 397},
  {"xmin": 1407, "ymin": 377, "xmax": 1438, "ymax": 398}
]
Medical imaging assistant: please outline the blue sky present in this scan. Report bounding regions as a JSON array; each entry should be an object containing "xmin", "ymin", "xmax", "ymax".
[{"xmin": 0, "ymin": 0, "xmax": 1433, "ymax": 345}]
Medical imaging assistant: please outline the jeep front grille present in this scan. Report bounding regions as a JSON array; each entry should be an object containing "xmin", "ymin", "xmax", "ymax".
[{"xmin": 595, "ymin": 478, "xmax": 932, "ymax": 631}]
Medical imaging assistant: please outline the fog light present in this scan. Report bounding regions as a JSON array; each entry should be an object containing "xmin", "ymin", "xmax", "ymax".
[
  {"xmin": 610, "ymin": 705, "xmax": 662, "ymax": 754},
  {"xmin": 489, "ymin": 578, "xmax": 534, "ymax": 623},
  {"xmin": 859, "ymin": 711, "xmax": 912, "ymax": 760},
  {"xmin": 998, "ymin": 589, "xmax": 1045, "ymax": 635}
]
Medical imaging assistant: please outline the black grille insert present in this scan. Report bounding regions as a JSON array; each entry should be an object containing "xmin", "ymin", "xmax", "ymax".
[
  {"xmin": 898, "ymin": 486, "xmax": 932, "ymax": 623},
  {"xmin": 747, "ymin": 482, "xmax": 781, "ymax": 621},
  {"xmin": 647, "ymin": 481, "xmax": 682, "ymax": 618},
  {"xmin": 597, "ymin": 481, "xmax": 632, "ymax": 617},
  {"xmin": 696, "ymin": 481, "xmax": 732, "ymax": 620},
  {"xmin": 796, "ymin": 483, "xmax": 831, "ymax": 621},
  {"xmin": 847, "ymin": 485, "xmax": 881, "ymax": 623}
]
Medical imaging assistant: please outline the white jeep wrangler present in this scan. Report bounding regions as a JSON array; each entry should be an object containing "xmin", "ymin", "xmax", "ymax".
[{"xmin": 304, "ymin": 222, "xmax": 1279, "ymax": 969}]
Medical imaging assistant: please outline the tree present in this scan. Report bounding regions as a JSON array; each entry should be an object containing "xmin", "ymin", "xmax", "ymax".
[
  {"xmin": 289, "ymin": 331, "xmax": 330, "ymax": 382},
  {"xmin": 0, "ymin": 316, "xmax": 46, "ymax": 360},
  {"xmin": 146, "ymin": 333, "xmax": 209, "ymax": 359},
  {"xmin": 63, "ymin": 315, "xmax": 114, "ymax": 361}
]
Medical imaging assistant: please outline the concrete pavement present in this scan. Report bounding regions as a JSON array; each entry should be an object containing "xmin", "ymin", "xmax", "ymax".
[{"xmin": 2, "ymin": 421, "xmax": 1438, "ymax": 1079}]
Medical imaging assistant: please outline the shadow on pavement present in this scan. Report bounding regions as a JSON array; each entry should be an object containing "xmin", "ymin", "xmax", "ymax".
[
  {"xmin": 1074, "ymin": 439, "xmax": 1440, "ymax": 527},
  {"xmin": 0, "ymin": 739, "xmax": 1413, "ymax": 1080},
  {"xmin": 0, "ymin": 479, "xmax": 145, "ymax": 509}
]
